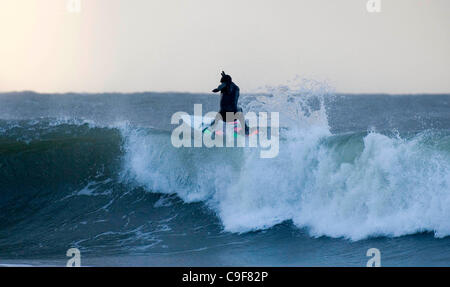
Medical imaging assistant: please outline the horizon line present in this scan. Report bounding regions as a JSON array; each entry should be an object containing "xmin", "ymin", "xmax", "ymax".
[{"xmin": 1, "ymin": 90, "xmax": 450, "ymax": 96}]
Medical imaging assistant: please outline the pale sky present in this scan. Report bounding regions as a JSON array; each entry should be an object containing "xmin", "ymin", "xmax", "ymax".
[{"xmin": 0, "ymin": 0, "xmax": 449, "ymax": 94}]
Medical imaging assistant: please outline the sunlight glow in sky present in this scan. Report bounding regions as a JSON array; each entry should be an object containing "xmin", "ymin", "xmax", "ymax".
[{"xmin": 1, "ymin": 0, "xmax": 449, "ymax": 94}]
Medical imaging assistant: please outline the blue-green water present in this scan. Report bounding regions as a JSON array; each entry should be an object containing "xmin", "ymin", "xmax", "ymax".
[{"xmin": 0, "ymin": 91, "xmax": 449, "ymax": 266}]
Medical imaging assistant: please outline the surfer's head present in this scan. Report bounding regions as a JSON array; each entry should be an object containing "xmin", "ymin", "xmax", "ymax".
[{"xmin": 220, "ymin": 71, "xmax": 232, "ymax": 84}]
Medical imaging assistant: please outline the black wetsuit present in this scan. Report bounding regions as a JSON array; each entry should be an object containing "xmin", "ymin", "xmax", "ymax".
[
  {"xmin": 208, "ymin": 72, "xmax": 249, "ymax": 134},
  {"xmin": 215, "ymin": 82, "xmax": 241, "ymax": 119}
]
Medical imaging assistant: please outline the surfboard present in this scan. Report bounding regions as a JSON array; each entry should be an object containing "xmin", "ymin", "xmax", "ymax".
[
  {"xmin": 181, "ymin": 115, "xmax": 214, "ymax": 131},
  {"xmin": 181, "ymin": 115, "xmax": 258, "ymax": 136}
]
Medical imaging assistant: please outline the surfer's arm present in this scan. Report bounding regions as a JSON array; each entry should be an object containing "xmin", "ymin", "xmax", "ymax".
[{"xmin": 212, "ymin": 83, "xmax": 226, "ymax": 93}]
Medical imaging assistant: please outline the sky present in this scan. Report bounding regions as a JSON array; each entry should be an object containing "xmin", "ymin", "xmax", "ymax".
[{"xmin": 0, "ymin": 0, "xmax": 449, "ymax": 94}]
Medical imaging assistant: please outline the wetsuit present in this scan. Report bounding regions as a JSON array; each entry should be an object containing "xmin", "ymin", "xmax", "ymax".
[
  {"xmin": 207, "ymin": 72, "xmax": 248, "ymax": 134},
  {"xmin": 214, "ymin": 81, "xmax": 241, "ymax": 121}
]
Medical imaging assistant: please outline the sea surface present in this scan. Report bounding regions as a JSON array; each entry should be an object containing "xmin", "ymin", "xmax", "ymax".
[{"xmin": 0, "ymin": 88, "xmax": 449, "ymax": 266}]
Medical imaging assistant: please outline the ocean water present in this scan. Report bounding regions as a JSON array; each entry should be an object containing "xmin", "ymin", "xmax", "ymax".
[{"xmin": 0, "ymin": 89, "xmax": 449, "ymax": 266}]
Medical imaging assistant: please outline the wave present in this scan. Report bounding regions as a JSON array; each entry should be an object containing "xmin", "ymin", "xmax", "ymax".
[
  {"xmin": 120, "ymin": 90, "xmax": 450, "ymax": 241},
  {"xmin": 1, "ymin": 93, "xmax": 450, "ymax": 243},
  {"xmin": 122, "ymin": 125, "xmax": 450, "ymax": 240}
]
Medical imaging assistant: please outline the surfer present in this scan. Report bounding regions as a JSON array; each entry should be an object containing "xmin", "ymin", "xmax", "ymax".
[{"xmin": 203, "ymin": 71, "xmax": 249, "ymax": 135}]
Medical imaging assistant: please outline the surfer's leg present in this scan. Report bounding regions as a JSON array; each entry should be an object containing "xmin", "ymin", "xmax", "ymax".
[
  {"xmin": 204, "ymin": 112, "xmax": 223, "ymax": 132},
  {"xmin": 235, "ymin": 111, "xmax": 249, "ymax": 135}
]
